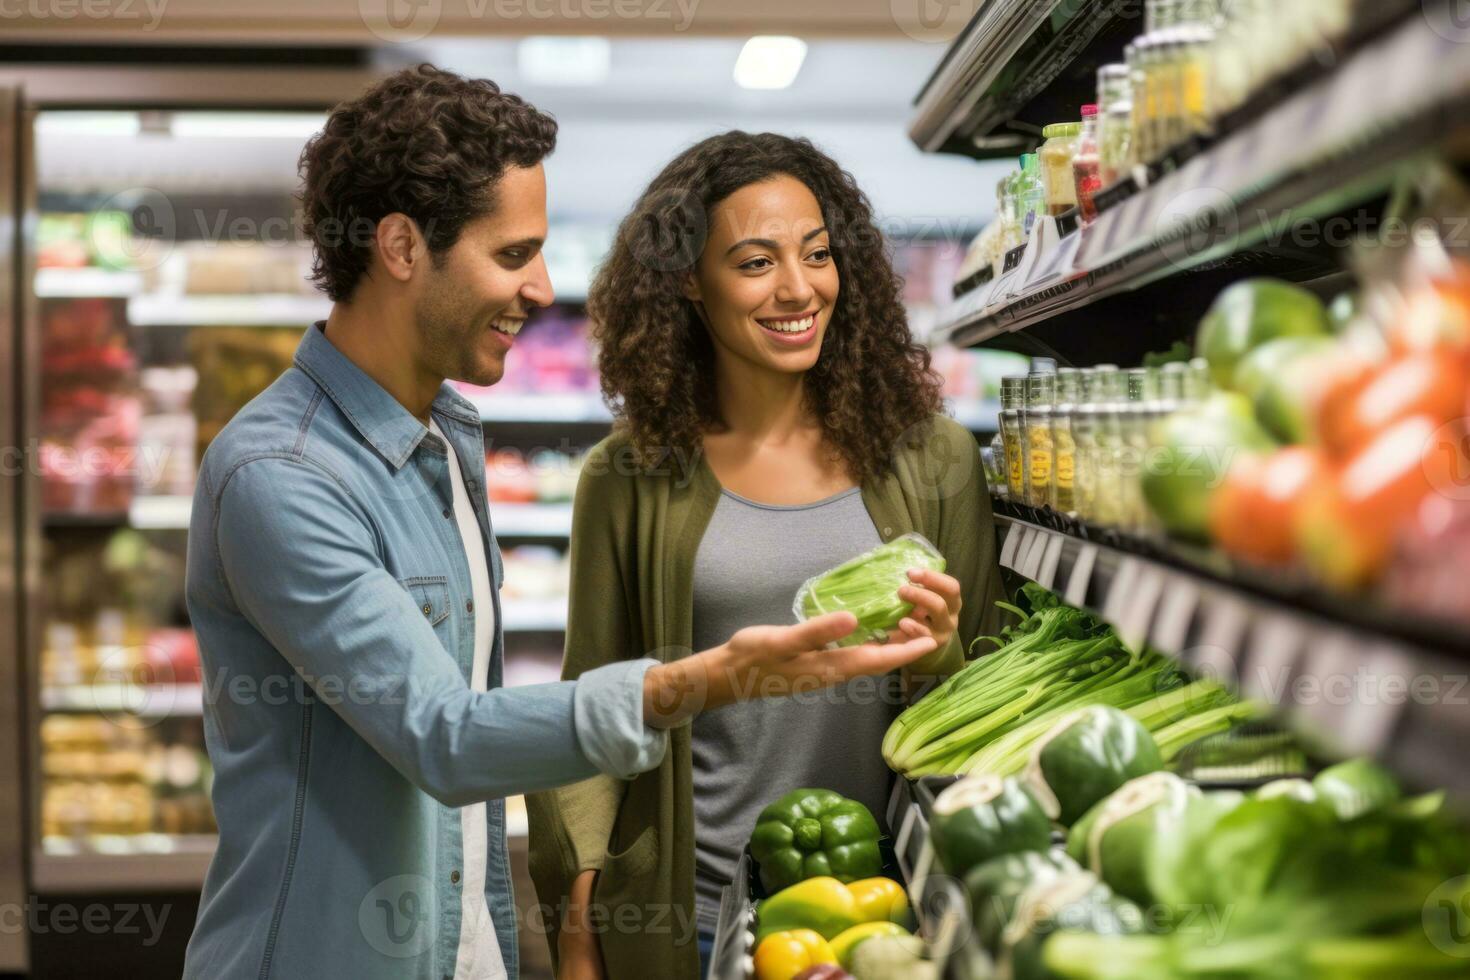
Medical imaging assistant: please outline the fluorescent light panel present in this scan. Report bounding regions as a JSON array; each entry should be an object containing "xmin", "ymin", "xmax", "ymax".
[{"xmin": 733, "ymin": 36, "xmax": 807, "ymax": 90}]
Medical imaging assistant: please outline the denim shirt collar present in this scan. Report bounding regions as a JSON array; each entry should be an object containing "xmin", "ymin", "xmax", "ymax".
[{"xmin": 294, "ymin": 321, "xmax": 484, "ymax": 471}]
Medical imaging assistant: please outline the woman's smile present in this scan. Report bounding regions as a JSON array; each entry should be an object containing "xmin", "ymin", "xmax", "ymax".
[{"xmin": 755, "ymin": 309, "xmax": 822, "ymax": 346}]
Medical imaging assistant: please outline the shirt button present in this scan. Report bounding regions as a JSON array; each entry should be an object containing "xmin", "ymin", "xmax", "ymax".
[
  {"xmin": 442, "ymin": 508, "xmax": 451, "ymax": 519},
  {"xmin": 466, "ymin": 600, "xmax": 474, "ymax": 613},
  {"xmin": 450, "ymin": 870, "xmax": 461, "ymax": 885},
  {"xmin": 422, "ymin": 604, "xmax": 432, "ymax": 617}
]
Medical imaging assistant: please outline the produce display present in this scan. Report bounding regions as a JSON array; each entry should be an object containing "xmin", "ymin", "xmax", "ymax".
[
  {"xmin": 749, "ymin": 790, "xmax": 885, "ymax": 895},
  {"xmin": 793, "ymin": 535, "xmax": 946, "ymax": 648},
  {"xmin": 883, "ymin": 586, "xmax": 1256, "ymax": 780}
]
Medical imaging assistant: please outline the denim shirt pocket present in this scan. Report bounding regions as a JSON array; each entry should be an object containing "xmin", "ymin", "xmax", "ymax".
[{"xmin": 398, "ymin": 575, "xmax": 451, "ymax": 628}]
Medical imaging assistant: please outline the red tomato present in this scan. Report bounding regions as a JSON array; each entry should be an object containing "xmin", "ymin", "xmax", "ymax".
[
  {"xmin": 1316, "ymin": 350, "xmax": 1469, "ymax": 459},
  {"xmin": 1297, "ymin": 415, "xmax": 1453, "ymax": 589},
  {"xmin": 1210, "ymin": 448, "xmax": 1327, "ymax": 566}
]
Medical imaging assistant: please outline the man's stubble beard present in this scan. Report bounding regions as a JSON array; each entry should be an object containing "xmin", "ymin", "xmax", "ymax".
[{"xmin": 414, "ymin": 282, "xmax": 502, "ymax": 388}]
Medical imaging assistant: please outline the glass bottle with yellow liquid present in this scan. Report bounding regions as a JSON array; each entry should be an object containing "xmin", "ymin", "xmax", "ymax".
[
  {"xmin": 1050, "ymin": 368, "xmax": 1082, "ymax": 516},
  {"xmin": 999, "ymin": 377, "xmax": 1027, "ymax": 502},
  {"xmin": 1025, "ymin": 372, "xmax": 1057, "ymax": 509}
]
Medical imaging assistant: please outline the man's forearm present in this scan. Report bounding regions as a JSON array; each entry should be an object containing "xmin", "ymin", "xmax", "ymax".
[{"xmin": 642, "ymin": 647, "xmax": 733, "ymax": 729}]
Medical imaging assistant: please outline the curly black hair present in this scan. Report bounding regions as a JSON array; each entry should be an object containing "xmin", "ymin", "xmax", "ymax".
[
  {"xmin": 590, "ymin": 131, "xmax": 944, "ymax": 483},
  {"xmin": 298, "ymin": 64, "xmax": 558, "ymax": 302}
]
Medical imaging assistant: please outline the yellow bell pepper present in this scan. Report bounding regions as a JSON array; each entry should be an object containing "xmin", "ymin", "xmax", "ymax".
[
  {"xmin": 830, "ymin": 920, "xmax": 910, "ymax": 968},
  {"xmin": 753, "ymin": 929, "xmax": 838, "ymax": 980},
  {"xmin": 756, "ymin": 876, "xmax": 863, "ymax": 941},
  {"xmin": 846, "ymin": 877, "xmax": 909, "ymax": 925}
]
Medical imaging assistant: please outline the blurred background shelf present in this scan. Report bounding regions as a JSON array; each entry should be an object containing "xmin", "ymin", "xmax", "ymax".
[
  {"xmin": 127, "ymin": 293, "xmax": 331, "ymax": 328},
  {"xmin": 492, "ymin": 502, "xmax": 573, "ymax": 538},
  {"xmin": 473, "ymin": 392, "xmax": 613, "ymax": 424},
  {"xmin": 35, "ymin": 267, "xmax": 142, "ymax": 298},
  {"xmin": 41, "ymin": 683, "xmax": 204, "ymax": 718},
  {"xmin": 500, "ymin": 599, "xmax": 569, "ymax": 633},
  {"xmin": 33, "ymin": 835, "xmax": 218, "ymax": 893}
]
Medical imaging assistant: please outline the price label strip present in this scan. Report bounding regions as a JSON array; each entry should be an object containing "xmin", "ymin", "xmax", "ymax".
[
  {"xmin": 999, "ymin": 523, "xmax": 1025, "ymax": 570},
  {"xmin": 1189, "ymin": 591, "xmax": 1250, "ymax": 687},
  {"xmin": 1101, "ymin": 557, "xmax": 1143, "ymax": 633},
  {"xmin": 1036, "ymin": 532, "xmax": 1066, "ymax": 590},
  {"xmin": 1065, "ymin": 543, "xmax": 1098, "ymax": 609},
  {"xmin": 1019, "ymin": 527, "xmax": 1050, "ymax": 581},
  {"xmin": 1149, "ymin": 572, "xmax": 1200, "ymax": 655},
  {"xmin": 1242, "ymin": 612, "xmax": 1307, "ymax": 706},
  {"xmin": 1118, "ymin": 564, "xmax": 1165, "ymax": 654}
]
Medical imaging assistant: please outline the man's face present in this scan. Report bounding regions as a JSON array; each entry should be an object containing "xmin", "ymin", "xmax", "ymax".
[{"xmin": 412, "ymin": 163, "xmax": 554, "ymax": 387}]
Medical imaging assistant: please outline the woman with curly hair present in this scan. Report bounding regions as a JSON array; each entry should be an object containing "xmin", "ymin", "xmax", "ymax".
[{"xmin": 527, "ymin": 132, "xmax": 1004, "ymax": 979}]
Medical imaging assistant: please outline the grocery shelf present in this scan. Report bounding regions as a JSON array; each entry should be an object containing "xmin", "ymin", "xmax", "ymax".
[
  {"xmin": 473, "ymin": 392, "xmax": 612, "ymax": 424},
  {"xmin": 33, "ymin": 834, "xmax": 217, "ymax": 893},
  {"xmin": 500, "ymin": 599, "xmax": 568, "ymax": 633},
  {"xmin": 991, "ymin": 510, "xmax": 1470, "ymax": 800},
  {"xmin": 909, "ymin": 0, "xmax": 1128, "ymax": 158},
  {"xmin": 933, "ymin": 5, "xmax": 1470, "ymax": 358},
  {"xmin": 41, "ymin": 683, "xmax": 204, "ymax": 717},
  {"xmin": 35, "ymin": 267, "xmax": 142, "ymax": 298},
  {"xmin": 127, "ymin": 292, "xmax": 330, "ymax": 328},
  {"xmin": 491, "ymin": 502, "xmax": 573, "ymax": 538},
  {"xmin": 128, "ymin": 494, "xmax": 193, "ymax": 529}
]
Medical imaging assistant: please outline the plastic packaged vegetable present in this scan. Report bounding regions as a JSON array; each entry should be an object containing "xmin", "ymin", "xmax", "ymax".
[
  {"xmin": 794, "ymin": 534, "xmax": 946, "ymax": 648},
  {"xmin": 1064, "ymin": 771, "xmax": 1196, "ymax": 905},
  {"xmin": 964, "ymin": 848, "xmax": 1081, "ymax": 955}
]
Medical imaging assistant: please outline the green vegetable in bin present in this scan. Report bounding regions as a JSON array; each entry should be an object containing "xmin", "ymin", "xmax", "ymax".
[
  {"xmin": 1023, "ymin": 706, "xmax": 1164, "ymax": 828},
  {"xmin": 964, "ymin": 849, "xmax": 1080, "ymax": 956},
  {"xmin": 929, "ymin": 776, "xmax": 1052, "ymax": 877},
  {"xmin": 795, "ymin": 534, "xmax": 946, "ymax": 648},
  {"xmin": 999, "ymin": 872, "xmax": 1146, "ymax": 980},
  {"xmin": 1065, "ymin": 772, "xmax": 1196, "ymax": 906},
  {"xmin": 1312, "ymin": 758, "xmax": 1401, "ymax": 821},
  {"xmin": 751, "ymin": 789, "xmax": 883, "ymax": 894}
]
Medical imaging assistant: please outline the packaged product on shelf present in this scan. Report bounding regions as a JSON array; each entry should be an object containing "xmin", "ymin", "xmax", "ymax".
[
  {"xmin": 999, "ymin": 377, "xmax": 1028, "ymax": 501},
  {"xmin": 1016, "ymin": 153, "xmax": 1045, "ymax": 241},
  {"xmin": 1023, "ymin": 372, "xmax": 1056, "ymax": 509},
  {"xmin": 1073, "ymin": 105, "xmax": 1103, "ymax": 224},
  {"xmin": 1050, "ymin": 368, "xmax": 1081, "ymax": 515},
  {"xmin": 136, "ymin": 365, "xmax": 198, "ymax": 498},
  {"xmin": 1038, "ymin": 122, "xmax": 1081, "ymax": 217},
  {"xmin": 188, "ymin": 327, "xmax": 303, "ymax": 456}
]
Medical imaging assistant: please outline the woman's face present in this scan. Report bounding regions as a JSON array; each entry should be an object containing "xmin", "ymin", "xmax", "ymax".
[{"xmin": 687, "ymin": 174, "xmax": 839, "ymax": 377}]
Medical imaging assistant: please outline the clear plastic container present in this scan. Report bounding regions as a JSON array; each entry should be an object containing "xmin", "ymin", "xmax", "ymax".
[
  {"xmin": 793, "ymin": 533, "xmax": 946, "ymax": 647},
  {"xmin": 1128, "ymin": 40, "xmax": 1155, "ymax": 169},
  {"xmin": 1091, "ymin": 367, "xmax": 1127, "ymax": 528},
  {"xmin": 1073, "ymin": 105, "xmax": 1103, "ymax": 225},
  {"xmin": 1039, "ymin": 122, "xmax": 1082, "ymax": 217}
]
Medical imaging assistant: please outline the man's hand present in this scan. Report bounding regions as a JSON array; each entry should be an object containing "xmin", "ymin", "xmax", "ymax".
[
  {"xmin": 558, "ymin": 869, "xmax": 606, "ymax": 980},
  {"xmin": 642, "ymin": 612, "xmax": 938, "ymax": 728}
]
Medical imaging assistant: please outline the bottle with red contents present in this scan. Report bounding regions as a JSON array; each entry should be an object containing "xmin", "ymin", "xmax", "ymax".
[{"xmin": 1073, "ymin": 103, "xmax": 1103, "ymax": 224}]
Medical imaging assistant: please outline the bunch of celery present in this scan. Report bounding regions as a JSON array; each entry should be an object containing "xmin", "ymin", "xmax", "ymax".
[{"xmin": 883, "ymin": 591, "xmax": 1247, "ymax": 779}]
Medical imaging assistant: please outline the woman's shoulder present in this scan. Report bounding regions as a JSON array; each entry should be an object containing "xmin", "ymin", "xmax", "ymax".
[{"xmin": 891, "ymin": 413, "xmax": 981, "ymax": 465}]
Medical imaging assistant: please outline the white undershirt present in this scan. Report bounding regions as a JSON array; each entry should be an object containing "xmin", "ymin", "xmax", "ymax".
[{"xmin": 432, "ymin": 420, "xmax": 505, "ymax": 980}]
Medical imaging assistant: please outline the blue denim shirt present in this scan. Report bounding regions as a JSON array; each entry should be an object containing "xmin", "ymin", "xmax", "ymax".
[{"xmin": 183, "ymin": 322, "xmax": 666, "ymax": 980}]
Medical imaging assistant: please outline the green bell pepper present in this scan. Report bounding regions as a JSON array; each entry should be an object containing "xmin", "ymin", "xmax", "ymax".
[
  {"xmin": 964, "ymin": 848, "xmax": 1080, "ymax": 956},
  {"xmin": 1000, "ymin": 872, "xmax": 1146, "ymax": 980},
  {"xmin": 929, "ymin": 775, "xmax": 1052, "ymax": 877},
  {"xmin": 1065, "ymin": 772, "xmax": 1196, "ymax": 906},
  {"xmin": 1024, "ymin": 706, "xmax": 1164, "ymax": 828},
  {"xmin": 751, "ymin": 789, "xmax": 884, "ymax": 894}
]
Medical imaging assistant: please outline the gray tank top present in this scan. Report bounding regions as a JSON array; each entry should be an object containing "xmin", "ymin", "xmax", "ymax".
[{"xmin": 689, "ymin": 486, "xmax": 898, "ymax": 934}]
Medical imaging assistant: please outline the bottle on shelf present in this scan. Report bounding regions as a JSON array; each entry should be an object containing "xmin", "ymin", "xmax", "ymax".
[
  {"xmin": 1073, "ymin": 105, "xmax": 1103, "ymax": 224},
  {"xmin": 1017, "ymin": 153, "xmax": 1046, "ymax": 240},
  {"xmin": 1050, "ymin": 368, "xmax": 1082, "ymax": 516},
  {"xmin": 1071, "ymin": 368, "xmax": 1101, "ymax": 522},
  {"xmin": 1038, "ymin": 122, "xmax": 1082, "ymax": 217},
  {"xmin": 1097, "ymin": 64, "xmax": 1133, "ymax": 189},
  {"xmin": 999, "ymin": 377, "xmax": 1028, "ymax": 502},
  {"xmin": 1092, "ymin": 366, "xmax": 1127, "ymax": 528},
  {"xmin": 1127, "ymin": 39, "xmax": 1155, "ymax": 171},
  {"xmin": 1024, "ymin": 370, "xmax": 1057, "ymax": 509},
  {"xmin": 997, "ymin": 175, "xmax": 1020, "ymax": 254}
]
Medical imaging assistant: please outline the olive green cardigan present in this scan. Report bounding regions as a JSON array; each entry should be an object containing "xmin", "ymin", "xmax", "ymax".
[{"xmin": 526, "ymin": 416, "xmax": 1004, "ymax": 978}]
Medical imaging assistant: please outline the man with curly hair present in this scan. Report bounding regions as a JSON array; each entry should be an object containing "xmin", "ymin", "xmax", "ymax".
[{"xmin": 181, "ymin": 65, "xmax": 941, "ymax": 980}]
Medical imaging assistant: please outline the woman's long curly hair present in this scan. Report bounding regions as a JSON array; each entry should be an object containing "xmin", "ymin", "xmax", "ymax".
[{"xmin": 589, "ymin": 131, "xmax": 944, "ymax": 483}]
